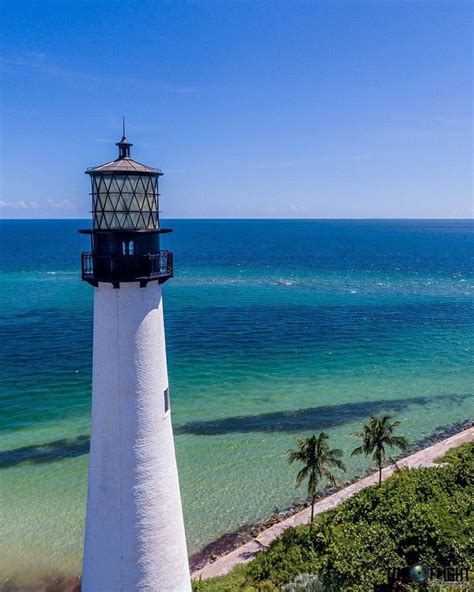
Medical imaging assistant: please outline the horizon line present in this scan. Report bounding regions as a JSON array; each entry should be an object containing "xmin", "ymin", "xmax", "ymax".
[{"xmin": 0, "ymin": 217, "xmax": 473, "ymax": 222}]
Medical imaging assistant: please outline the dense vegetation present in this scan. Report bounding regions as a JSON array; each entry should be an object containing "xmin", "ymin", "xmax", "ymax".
[{"xmin": 193, "ymin": 442, "xmax": 473, "ymax": 592}]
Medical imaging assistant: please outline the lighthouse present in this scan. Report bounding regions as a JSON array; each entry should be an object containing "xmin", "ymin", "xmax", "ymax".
[{"xmin": 80, "ymin": 128, "xmax": 191, "ymax": 591}]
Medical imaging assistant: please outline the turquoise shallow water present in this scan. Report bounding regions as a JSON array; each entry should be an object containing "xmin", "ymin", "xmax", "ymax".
[{"xmin": 0, "ymin": 219, "xmax": 473, "ymax": 585}]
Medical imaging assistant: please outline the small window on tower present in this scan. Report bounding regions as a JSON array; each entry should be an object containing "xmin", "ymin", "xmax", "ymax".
[
  {"xmin": 164, "ymin": 388, "xmax": 170, "ymax": 414},
  {"xmin": 122, "ymin": 241, "xmax": 127, "ymax": 256},
  {"xmin": 129, "ymin": 241, "xmax": 135, "ymax": 255}
]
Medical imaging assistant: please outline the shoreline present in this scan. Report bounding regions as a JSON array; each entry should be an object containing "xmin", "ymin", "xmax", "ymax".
[
  {"xmin": 191, "ymin": 420, "xmax": 474, "ymax": 580},
  {"xmin": 2, "ymin": 420, "xmax": 472, "ymax": 591}
]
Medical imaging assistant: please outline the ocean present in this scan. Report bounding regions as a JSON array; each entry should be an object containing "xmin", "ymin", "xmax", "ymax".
[{"xmin": 0, "ymin": 219, "xmax": 473, "ymax": 586}]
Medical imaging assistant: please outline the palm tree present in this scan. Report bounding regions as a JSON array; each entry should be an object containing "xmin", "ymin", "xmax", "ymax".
[
  {"xmin": 286, "ymin": 432, "xmax": 346, "ymax": 525},
  {"xmin": 350, "ymin": 415, "xmax": 408, "ymax": 485}
]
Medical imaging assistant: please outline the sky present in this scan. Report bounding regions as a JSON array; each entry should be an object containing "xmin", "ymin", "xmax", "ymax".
[{"xmin": 0, "ymin": 0, "xmax": 472, "ymax": 219}]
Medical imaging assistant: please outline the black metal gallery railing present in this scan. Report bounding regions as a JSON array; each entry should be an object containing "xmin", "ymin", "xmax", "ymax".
[{"xmin": 81, "ymin": 251, "xmax": 173, "ymax": 285}]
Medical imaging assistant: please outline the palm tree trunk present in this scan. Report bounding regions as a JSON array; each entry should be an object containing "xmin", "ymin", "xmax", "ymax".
[
  {"xmin": 378, "ymin": 463, "xmax": 382, "ymax": 485},
  {"xmin": 310, "ymin": 495, "xmax": 315, "ymax": 525}
]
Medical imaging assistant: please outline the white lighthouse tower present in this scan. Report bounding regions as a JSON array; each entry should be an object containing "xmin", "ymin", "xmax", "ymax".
[{"xmin": 80, "ymin": 129, "xmax": 191, "ymax": 591}]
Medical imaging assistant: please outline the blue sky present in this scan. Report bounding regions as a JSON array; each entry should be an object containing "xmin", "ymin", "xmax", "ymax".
[{"xmin": 0, "ymin": 1, "xmax": 472, "ymax": 219}]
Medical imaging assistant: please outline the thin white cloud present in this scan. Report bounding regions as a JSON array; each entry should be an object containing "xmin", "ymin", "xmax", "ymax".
[
  {"xmin": 0, "ymin": 200, "xmax": 41, "ymax": 209},
  {"xmin": 290, "ymin": 203, "xmax": 306, "ymax": 214},
  {"xmin": 47, "ymin": 199, "xmax": 77, "ymax": 211},
  {"xmin": 0, "ymin": 199, "xmax": 75, "ymax": 212}
]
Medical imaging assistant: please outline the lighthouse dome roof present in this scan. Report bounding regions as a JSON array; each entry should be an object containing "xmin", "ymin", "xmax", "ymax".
[{"xmin": 86, "ymin": 158, "xmax": 162, "ymax": 176}]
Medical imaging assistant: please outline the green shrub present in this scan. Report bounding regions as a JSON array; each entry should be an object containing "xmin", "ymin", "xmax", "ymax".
[
  {"xmin": 248, "ymin": 527, "xmax": 324, "ymax": 586},
  {"xmin": 192, "ymin": 565, "xmax": 263, "ymax": 592},
  {"xmin": 281, "ymin": 573, "xmax": 328, "ymax": 592},
  {"xmin": 435, "ymin": 442, "xmax": 474, "ymax": 467}
]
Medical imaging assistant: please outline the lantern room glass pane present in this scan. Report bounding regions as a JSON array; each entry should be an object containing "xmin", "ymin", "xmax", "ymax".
[
  {"xmin": 121, "ymin": 177, "xmax": 134, "ymax": 194},
  {"xmin": 91, "ymin": 173, "xmax": 159, "ymax": 230}
]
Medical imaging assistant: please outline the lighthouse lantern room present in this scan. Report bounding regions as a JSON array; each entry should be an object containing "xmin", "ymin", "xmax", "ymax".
[{"xmin": 80, "ymin": 126, "xmax": 173, "ymax": 288}]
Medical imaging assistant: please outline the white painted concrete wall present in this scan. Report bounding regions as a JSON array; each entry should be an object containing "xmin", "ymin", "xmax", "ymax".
[{"xmin": 82, "ymin": 282, "xmax": 190, "ymax": 592}]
